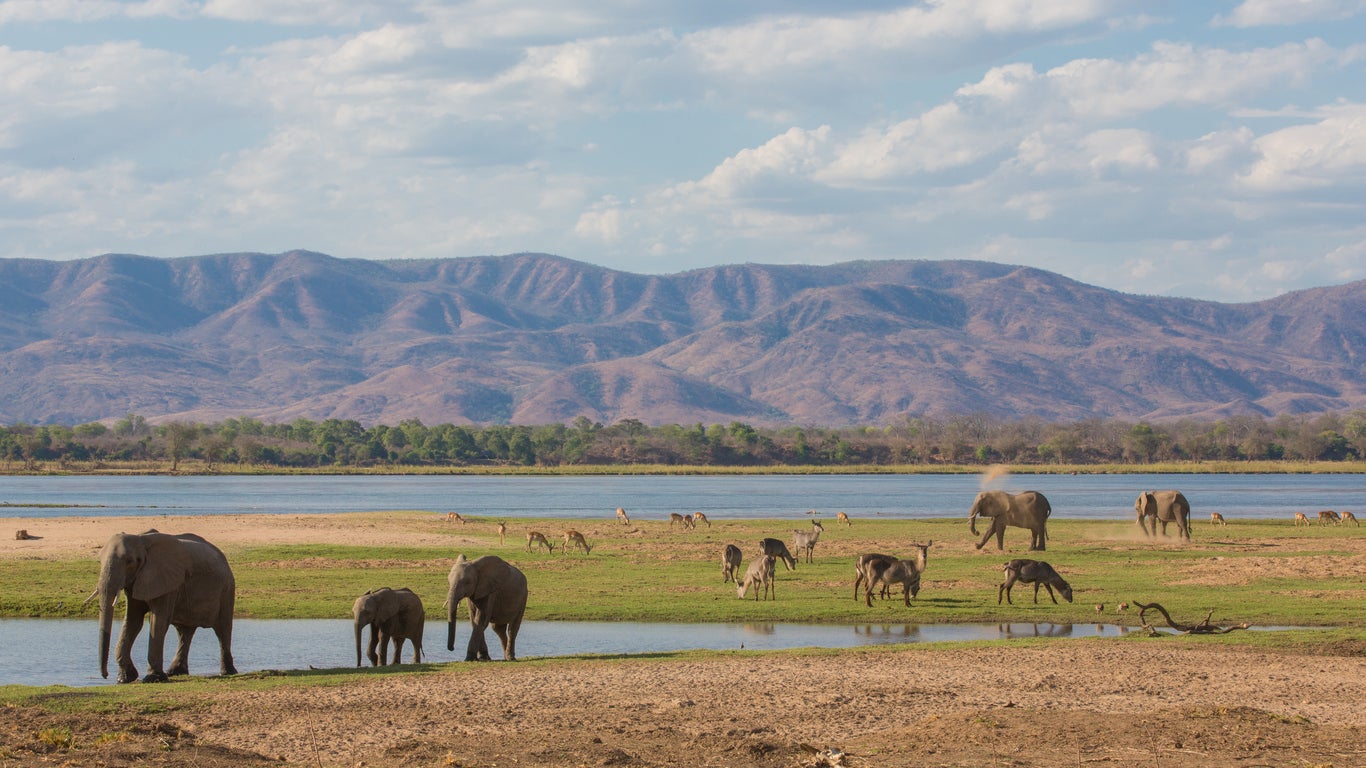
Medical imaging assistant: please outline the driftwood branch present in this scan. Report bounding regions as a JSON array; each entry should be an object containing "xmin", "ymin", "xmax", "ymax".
[{"xmin": 1133, "ymin": 601, "xmax": 1251, "ymax": 635}]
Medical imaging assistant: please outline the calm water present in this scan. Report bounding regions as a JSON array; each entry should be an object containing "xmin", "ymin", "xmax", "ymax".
[
  {"xmin": 1, "ymin": 473, "xmax": 1362, "ymax": 521},
  {"xmin": 3, "ymin": 618, "xmax": 1146, "ymax": 687}
]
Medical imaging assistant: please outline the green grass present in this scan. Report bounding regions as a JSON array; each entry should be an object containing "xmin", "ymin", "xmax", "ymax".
[{"xmin": 8, "ymin": 513, "xmax": 1363, "ymax": 630}]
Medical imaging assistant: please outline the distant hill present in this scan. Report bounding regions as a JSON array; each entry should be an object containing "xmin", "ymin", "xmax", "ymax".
[{"xmin": 1, "ymin": 251, "xmax": 1363, "ymax": 426}]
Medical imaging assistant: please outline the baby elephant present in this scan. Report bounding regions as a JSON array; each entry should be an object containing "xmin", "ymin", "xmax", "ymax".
[{"xmin": 998, "ymin": 559, "xmax": 1073, "ymax": 605}]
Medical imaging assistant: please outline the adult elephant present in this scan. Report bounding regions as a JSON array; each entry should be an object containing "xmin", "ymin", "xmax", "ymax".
[
  {"xmin": 969, "ymin": 491, "xmax": 1051, "ymax": 551},
  {"xmin": 1135, "ymin": 490, "xmax": 1192, "ymax": 541},
  {"xmin": 446, "ymin": 555, "xmax": 527, "ymax": 662},
  {"xmin": 95, "ymin": 530, "xmax": 237, "ymax": 683},
  {"xmin": 353, "ymin": 587, "xmax": 425, "ymax": 667}
]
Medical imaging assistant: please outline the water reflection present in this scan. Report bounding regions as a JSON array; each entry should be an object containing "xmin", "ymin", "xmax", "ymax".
[{"xmin": 0, "ymin": 617, "xmax": 1173, "ymax": 688}]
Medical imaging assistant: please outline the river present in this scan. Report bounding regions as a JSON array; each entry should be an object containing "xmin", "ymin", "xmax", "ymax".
[{"xmin": 2, "ymin": 472, "xmax": 1362, "ymax": 521}]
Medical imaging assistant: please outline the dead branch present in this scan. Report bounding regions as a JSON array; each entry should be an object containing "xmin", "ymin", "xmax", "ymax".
[{"xmin": 1133, "ymin": 601, "xmax": 1251, "ymax": 635}]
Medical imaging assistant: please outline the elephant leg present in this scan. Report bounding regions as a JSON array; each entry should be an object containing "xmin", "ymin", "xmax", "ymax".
[
  {"xmin": 212, "ymin": 622, "xmax": 237, "ymax": 676},
  {"xmin": 378, "ymin": 628, "xmax": 392, "ymax": 665},
  {"xmin": 491, "ymin": 623, "xmax": 512, "ymax": 660},
  {"xmin": 115, "ymin": 602, "xmax": 147, "ymax": 684},
  {"xmin": 142, "ymin": 606, "xmax": 172, "ymax": 683},
  {"xmin": 465, "ymin": 623, "xmax": 488, "ymax": 662},
  {"xmin": 994, "ymin": 520, "xmax": 1006, "ymax": 550},
  {"xmin": 167, "ymin": 624, "xmax": 196, "ymax": 676},
  {"xmin": 504, "ymin": 618, "xmax": 522, "ymax": 661},
  {"xmin": 366, "ymin": 625, "xmax": 381, "ymax": 666},
  {"xmin": 974, "ymin": 521, "xmax": 997, "ymax": 550}
]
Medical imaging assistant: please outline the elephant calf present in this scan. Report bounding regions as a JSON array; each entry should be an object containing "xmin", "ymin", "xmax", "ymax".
[{"xmin": 998, "ymin": 559, "xmax": 1073, "ymax": 605}]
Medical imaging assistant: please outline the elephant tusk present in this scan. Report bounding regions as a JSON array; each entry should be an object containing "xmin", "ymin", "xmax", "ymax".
[{"xmin": 82, "ymin": 589, "xmax": 100, "ymax": 607}]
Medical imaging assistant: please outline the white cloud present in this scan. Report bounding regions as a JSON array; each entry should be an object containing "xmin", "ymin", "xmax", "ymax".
[
  {"xmin": 1215, "ymin": 0, "xmax": 1366, "ymax": 28},
  {"xmin": 0, "ymin": 0, "xmax": 194, "ymax": 23},
  {"xmin": 1240, "ymin": 103, "xmax": 1366, "ymax": 190}
]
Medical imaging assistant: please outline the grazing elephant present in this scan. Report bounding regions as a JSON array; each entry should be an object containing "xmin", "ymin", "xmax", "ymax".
[
  {"xmin": 446, "ymin": 555, "xmax": 528, "ymax": 662},
  {"xmin": 1134, "ymin": 490, "xmax": 1191, "ymax": 541},
  {"xmin": 353, "ymin": 587, "xmax": 425, "ymax": 667},
  {"xmin": 95, "ymin": 530, "xmax": 237, "ymax": 683},
  {"xmin": 969, "ymin": 491, "xmax": 1051, "ymax": 551}
]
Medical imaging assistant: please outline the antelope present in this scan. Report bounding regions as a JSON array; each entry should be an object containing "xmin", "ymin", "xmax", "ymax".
[
  {"xmin": 444, "ymin": 511, "xmax": 466, "ymax": 524},
  {"xmin": 792, "ymin": 525, "xmax": 820, "ymax": 564},
  {"xmin": 1210, "ymin": 512, "xmax": 1227, "ymax": 527},
  {"xmin": 683, "ymin": 514, "xmax": 697, "ymax": 530},
  {"xmin": 998, "ymin": 559, "xmax": 1073, "ymax": 605},
  {"xmin": 1317, "ymin": 510, "xmax": 1341, "ymax": 526},
  {"xmin": 496, "ymin": 521, "xmax": 506, "ymax": 545},
  {"xmin": 525, "ymin": 530, "xmax": 554, "ymax": 553},
  {"xmin": 1341, "ymin": 510, "xmax": 1359, "ymax": 527},
  {"xmin": 616, "ymin": 507, "xmax": 630, "ymax": 525},
  {"xmin": 721, "ymin": 544, "xmax": 742, "ymax": 583},
  {"xmin": 1294, "ymin": 512, "xmax": 1310, "ymax": 527},
  {"xmin": 669, "ymin": 513, "xmax": 687, "ymax": 528},
  {"xmin": 691, "ymin": 512, "xmax": 711, "ymax": 528},
  {"xmin": 759, "ymin": 538, "xmax": 797, "ymax": 571},
  {"xmin": 836, "ymin": 511, "xmax": 852, "ymax": 526},
  {"xmin": 562, "ymin": 529, "xmax": 593, "ymax": 555},
  {"xmin": 737, "ymin": 556, "xmax": 775, "ymax": 601},
  {"xmin": 859, "ymin": 541, "xmax": 931, "ymax": 607},
  {"xmin": 853, "ymin": 553, "xmax": 895, "ymax": 600}
]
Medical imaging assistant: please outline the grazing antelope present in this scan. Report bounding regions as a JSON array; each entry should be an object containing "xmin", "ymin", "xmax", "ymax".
[
  {"xmin": 1209, "ymin": 512, "xmax": 1227, "ymax": 527},
  {"xmin": 444, "ymin": 511, "xmax": 466, "ymax": 524},
  {"xmin": 496, "ymin": 521, "xmax": 507, "ymax": 545},
  {"xmin": 683, "ymin": 514, "xmax": 697, "ymax": 530},
  {"xmin": 1317, "ymin": 510, "xmax": 1341, "ymax": 526},
  {"xmin": 998, "ymin": 559, "xmax": 1073, "ymax": 605},
  {"xmin": 525, "ymin": 530, "xmax": 554, "ymax": 553},
  {"xmin": 792, "ymin": 526, "xmax": 820, "ymax": 564},
  {"xmin": 691, "ymin": 512, "xmax": 711, "ymax": 528},
  {"xmin": 836, "ymin": 511, "xmax": 852, "ymax": 527},
  {"xmin": 737, "ymin": 556, "xmax": 775, "ymax": 601},
  {"xmin": 669, "ymin": 513, "xmax": 688, "ymax": 528},
  {"xmin": 860, "ymin": 542, "xmax": 931, "ymax": 608},
  {"xmin": 1294, "ymin": 512, "xmax": 1310, "ymax": 527},
  {"xmin": 721, "ymin": 544, "xmax": 742, "ymax": 583},
  {"xmin": 616, "ymin": 507, "xmax": 630, "ymax": 525},
  {"xmin": 562, "ymin": 529, "xmax": 593, "ymax": 555},
  {"xmin": 759, "ymin": 538, "xmax": 798, "ymax": 571},
  {"xmin": 853, "ymin": 553, "xmax": 895, "ymax": 601},
  {"xmin": 1340, "ymin": 510, "xmax": 1359, "ymax": 527}
]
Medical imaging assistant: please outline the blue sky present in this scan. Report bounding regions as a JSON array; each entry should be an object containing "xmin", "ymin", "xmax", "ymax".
[{"xmin": 2, "ymin": 1, "xmax": 1364, "ymax": 302}]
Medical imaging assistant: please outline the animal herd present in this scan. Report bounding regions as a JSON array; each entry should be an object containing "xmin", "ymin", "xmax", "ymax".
[{"xmin": 88, "ymin": 489, "xmax": 1359, "ymax": 684}]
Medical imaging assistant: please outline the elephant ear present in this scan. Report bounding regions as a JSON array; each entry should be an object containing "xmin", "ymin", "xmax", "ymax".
[
  {"xmin": 373, "ymin": 593, "xmax": 401, "ymax": 624},
  {"xmin": 130, "ymin": 534, "xmax": 193, "ymax": 602}
]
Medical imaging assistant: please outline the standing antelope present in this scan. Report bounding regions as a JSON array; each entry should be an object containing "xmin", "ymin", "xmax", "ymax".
[
  {"xmin": 836, "ymin": 511, "xmax": 852, "ymax": 526},
  {"xmin": 1209, "ymin": 512, "xmax": 1227, "ymax": 527},
  {"xmin": 759, "ymin": 538, "xmax": 798, "ymax": 571},
  {"xmin": 616, "ymin": 507, "xmax": 630, "ymax": 525},
  {"xmin": 792, "ymin": 525, "xmax": 820, "ymax": 564},
  {"xmin": 998, "ymin": 559, "xmax": 1073, "ymax": 605},
  {"xmin": 1294, "ymin": 512, "xmax": 1310, "ymax": 527},
  {"xmin": 1317, "ymin": 510, "xmax": 1341, "ymax": 526},
  {"xmin": 497, "ymin": 521, "xmax": 507, "ymax": 544},
  {"xmin": 721, "ymin": 544, "xmax": 742, "ymax": 583},
  {"xmin": 737, "ymin": 556, "xmax": 775, "ymax": 601},
  {"xmin": 525, "ymin": 531, "xmax": 554, "ymax": 553},
  {"xmin": 853, "ymin": 553, "xmax": 895, "ymax": 600},
  {"xmin": 1341, "ymin": 510, "xmax": 1359, "ymax": 527},
  {"xmin": 562, "ymin": 529, "xmax": 593, "ymax": 554},
  {"xmin": 691, "ymin": 512, "xmax": 711, "ymax": 528},
  {"xmin": 860, "ymin": 542, "xmax": 931, "ymax": 607}
]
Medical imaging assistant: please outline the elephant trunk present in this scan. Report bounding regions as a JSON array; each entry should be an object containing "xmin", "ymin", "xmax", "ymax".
[
  {"xmin": 354, "ymin": 619, "xmax": 364, "ymax": 667},
  {"xmin": 447, "ymin": 595, "xmax": 458, "ymax": 652},
  {"xmin": 97, "ymin": 560, "xmax": 120, "ymax": 679},
  {"xmin": 968, "ymin": 505, "xmax": 981, "ymax": 536}
]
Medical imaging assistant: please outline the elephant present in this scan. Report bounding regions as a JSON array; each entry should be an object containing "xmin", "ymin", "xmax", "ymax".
[
  {"xmin": 95, "ymin": 530, "xmax": 237, "ymax": 683},
  {"xmin": 353, "ymin": 587, "xmax": 425, "ymax": 667},
  {"xmin": 446, "ymin": 554, "xmax": 528, "ymax": 662},
  {"xmin": 1134, "ymin": 490, "xmax": 1192, "ymax": 541},
  {"xmin": 969, "ymin": 490, "xmax": 1051, "ymax": 551}
]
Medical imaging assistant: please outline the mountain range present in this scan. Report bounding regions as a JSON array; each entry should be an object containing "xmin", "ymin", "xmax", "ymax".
[{"xmin": 2, "ymin": 250, "xmax": 1363, "ymax": 426}]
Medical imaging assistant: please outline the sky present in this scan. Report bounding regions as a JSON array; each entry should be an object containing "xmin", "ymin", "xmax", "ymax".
[{"xmin": 2, "ymin": 1, "xmax": 1365, "ymax": 303}]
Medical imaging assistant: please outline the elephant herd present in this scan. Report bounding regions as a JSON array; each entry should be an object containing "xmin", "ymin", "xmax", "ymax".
[{"xmin": 88, "ymin": 487, "xmax": 1204, "ymax": 684}]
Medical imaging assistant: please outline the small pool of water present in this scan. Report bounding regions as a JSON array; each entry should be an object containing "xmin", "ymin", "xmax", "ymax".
[{"xmin": 0, "ymin": 618, "xmax": 1280, "ymax": 688}]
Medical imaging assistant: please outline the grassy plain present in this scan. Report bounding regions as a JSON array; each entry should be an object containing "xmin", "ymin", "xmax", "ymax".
[{"xmin": 5, "ymin": 513, "xmax": 1363, "ymax": 631}]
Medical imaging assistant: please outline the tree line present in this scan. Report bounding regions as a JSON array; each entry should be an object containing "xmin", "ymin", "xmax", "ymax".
[{"xmin": 2, "ymin": 411, "xmax": 1363, "ymax": 471}]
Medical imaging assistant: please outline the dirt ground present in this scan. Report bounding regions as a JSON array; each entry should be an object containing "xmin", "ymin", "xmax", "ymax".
[{"xmin": 4, "ymin": 514, "xmax": 1366, "ymax": 767}]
